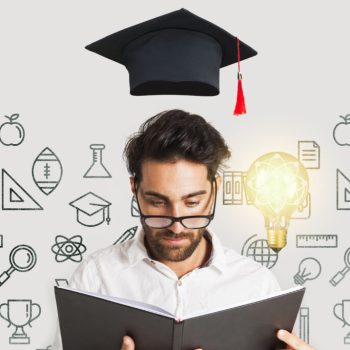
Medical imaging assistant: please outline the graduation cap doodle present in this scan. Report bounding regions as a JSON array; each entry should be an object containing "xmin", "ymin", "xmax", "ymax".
[
  {"xmin": 85, "ymin": 8, "xmax": 257, "ymax": 114},
  {"xmin": 69, "ymin": 192, "xmax": 111, "ymax": 227}
]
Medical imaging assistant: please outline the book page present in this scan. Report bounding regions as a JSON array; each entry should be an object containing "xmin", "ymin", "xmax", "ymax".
[
  {"xmin": 183, "ymin": 285, "xmax": 305, "ymax": 320},
  {"xmin": 59, "ymin": 286, "xmax": 175, "ymax": 319}
]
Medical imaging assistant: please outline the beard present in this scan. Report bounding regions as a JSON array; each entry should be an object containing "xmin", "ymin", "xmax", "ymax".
[{"xmin": 142, "ymin": 223, "xmax": 205, "ymax": 262}]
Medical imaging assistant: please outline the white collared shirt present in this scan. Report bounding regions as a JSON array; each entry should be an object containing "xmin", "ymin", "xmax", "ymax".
[{"xmin": 53, "ymin": 227, "xmax": 280, "ymax": 349}]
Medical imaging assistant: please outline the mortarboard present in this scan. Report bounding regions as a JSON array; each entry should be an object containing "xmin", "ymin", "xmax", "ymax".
[
  {"xmin": 69, "ymin": 192, "xmax": 111, "ymax": 227},
  {"xmin": 85, "ymin": 8, "xmax": 257, "ymax": 115}
]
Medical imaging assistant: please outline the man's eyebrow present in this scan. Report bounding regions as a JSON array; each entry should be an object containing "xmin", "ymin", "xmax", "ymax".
[{"xmin": 143, "ymin": 190, "xmax": 207, "ymax": 201}]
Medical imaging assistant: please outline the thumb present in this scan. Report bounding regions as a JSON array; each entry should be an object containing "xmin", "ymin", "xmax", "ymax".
[{"xmin": 121, "ymin": 335, "xmax": 135, "ymax": 350}]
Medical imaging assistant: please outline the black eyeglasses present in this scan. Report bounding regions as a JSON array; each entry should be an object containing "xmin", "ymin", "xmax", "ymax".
[{"xmin": 134, "ymin": 177, "xmax": 217, "ymax": 229}]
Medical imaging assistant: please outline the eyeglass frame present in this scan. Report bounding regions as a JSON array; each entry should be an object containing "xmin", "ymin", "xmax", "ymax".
[{"xmin": 133, "ymin": 175, "xmax": 218, "ymax": 229}]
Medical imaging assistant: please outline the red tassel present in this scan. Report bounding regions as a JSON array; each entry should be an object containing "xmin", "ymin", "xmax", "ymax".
[
  {"xmin": 233, "ymin": 37, "xmax": 247, "ymax": 116},
  {"xmin": 233, "ymin": 74, "xmax": 246, "ymax": 115}
]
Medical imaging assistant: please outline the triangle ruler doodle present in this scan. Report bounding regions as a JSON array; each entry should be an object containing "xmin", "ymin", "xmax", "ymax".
[
  {"xmin": 337, "ymin": 169, "xmax": 350, "ymax": 210},
  {"xmin": 2, "ymin": 169, "xmax": 43, "ymax": 210}
]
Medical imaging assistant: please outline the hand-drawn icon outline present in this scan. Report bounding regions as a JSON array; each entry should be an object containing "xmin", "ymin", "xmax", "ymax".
[
  {"xmin": 298, "ymin": 307, "xmax": 310, "ymax": 344},
  {"xmin": 334, "ymin": 300, "xmax": 350, "ymax": 344},
  {"xmin": 51, "ymin": 235, "xmax": 86, "ymax": 263},
  {"xmin": 55, "ymin": 278, "xmax": 69, "ymax": 287},
  {"xmin": 296, "ymin": 234, "xmax": 338, "ymax": 248},
  {"xmin": 0, "ymin": 113, "xmax": 25, "ymax": 146},
  {"xmin": 2, "ymin": 169, "xmax": 43, "ymax": 210},
  {"xmin": 84, "ymin": 144, "xmax": 112, "ymax": 178},
  {"xmin": 336, "ymin": 169, "xmax": 350, "ymax": 210},
  {"xmin": 291, "ymin": 192, "xmax": 311, "ymax": 220},
  {"xmin": 298, "ymin": 141, "xmax": 320, "ymax": 169},
  {"xmin": 32, "ymin": 147, "xmax": 63, "ymax": 195},
  {"xmin": 114, "ymin": 226, "xmax": 138, "ymax": 245},
  {"xmin": 0, "ymin": 245, "xmax": 37, "ymax": 287},
  {"xmin": 0, "ymin": 299, "xmax": 41, "ymax": 344},
  {"xmin": 241, "ymin": 234, "xmax": 279, "ymax": 269},
  {"xmin": 294, "ymin": 257, "xmax": 321, "ymax": 285},
  {"xmin": 333, "ymin": 114, "xmax": 350, "ymax": 146},
  {"xmin": 330, "ymin": 247, "xmax": 350, "ymax": 287},
  {"xmin": 131, "ymin": 196, "xmax": 140, "ymax": 217},
  {"xmin": 69, "ymin": 192, "xmax": 111, "ymax": 226}
]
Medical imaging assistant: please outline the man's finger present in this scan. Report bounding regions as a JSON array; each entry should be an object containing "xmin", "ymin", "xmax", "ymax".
[
  {"xmin": 121, "ymin": 335, "xmax": 135, "ymax": 350},
  {"xmin": 277, "ymin": 329, "xmax": 314, "ymax": 350}
]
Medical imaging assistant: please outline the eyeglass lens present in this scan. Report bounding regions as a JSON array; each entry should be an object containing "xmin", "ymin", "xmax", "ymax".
[{"xmin": 144, "ymin": 216, "xmax": 211, "ymax": 229}]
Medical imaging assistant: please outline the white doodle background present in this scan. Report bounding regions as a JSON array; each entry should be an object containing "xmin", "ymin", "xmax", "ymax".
[{"xmin": 1, "ymin": 1, "xmax": 349, "ymax": 349}]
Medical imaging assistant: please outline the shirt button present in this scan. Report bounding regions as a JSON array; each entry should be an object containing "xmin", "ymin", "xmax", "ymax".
[{"xmin": 177, "ymin": 280, "xmax": 182, "ymax": 286}]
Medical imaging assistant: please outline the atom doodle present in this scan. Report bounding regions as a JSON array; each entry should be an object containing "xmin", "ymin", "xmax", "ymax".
[{"xmin": 51, "ymin": 235, "xmax": 86, "ymax": 263}]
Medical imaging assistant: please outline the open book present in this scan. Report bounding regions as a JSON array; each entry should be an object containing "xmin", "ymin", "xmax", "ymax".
[{"xmin": 55, "ymin": 285, "xmax": 305, "ymax": 350}]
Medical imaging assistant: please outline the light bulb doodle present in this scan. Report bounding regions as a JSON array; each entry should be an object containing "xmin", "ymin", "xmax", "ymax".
[
  {"xmin": 245, "ymin": 152, "xmax": 309, "ymax": 252},
  {"xmin": 294, "ymin": 257, "xmax": 321, "ymax": 285}
]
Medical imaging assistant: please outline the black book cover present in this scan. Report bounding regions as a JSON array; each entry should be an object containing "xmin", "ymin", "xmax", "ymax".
[{"xmin": 55, "ymin": 286, "xmax": 305, "ymax": 350}]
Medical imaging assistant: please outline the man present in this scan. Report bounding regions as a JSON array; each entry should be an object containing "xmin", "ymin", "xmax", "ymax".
[{"xmin": 53, "ymin": 109, "xmax": 314, "ymax": 350}]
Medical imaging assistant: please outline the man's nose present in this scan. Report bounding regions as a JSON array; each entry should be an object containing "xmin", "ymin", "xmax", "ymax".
[
  {"xmin": 168, "ymin": 220, "xmax": 184, "ymax": 234},
  {"xmin": 168, "ymin": 206, "xmax": 184, "ymax": 234}
]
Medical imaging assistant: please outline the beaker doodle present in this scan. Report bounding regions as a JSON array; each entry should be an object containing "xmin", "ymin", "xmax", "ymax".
[{"xmin": 83, "ymin": 144, "xmax": 112, "ymax": 178}]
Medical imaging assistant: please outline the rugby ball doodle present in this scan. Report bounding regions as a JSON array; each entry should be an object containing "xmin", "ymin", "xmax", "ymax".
[{"xmin": 32, "ymin": 147, "xmax": 63, "ymax": 195}]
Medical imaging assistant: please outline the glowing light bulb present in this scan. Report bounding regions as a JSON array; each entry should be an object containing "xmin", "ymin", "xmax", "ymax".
[{"xmin": 245, "ymin": 152, "xmax": 309, "ymax": 252}]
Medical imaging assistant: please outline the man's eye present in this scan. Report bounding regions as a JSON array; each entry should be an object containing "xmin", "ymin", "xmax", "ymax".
[
  {"xmin": 187, "ymin": 201, "xmax": 200, "ymax": 207},
  {"xmin": 150, "ymin": 200, "xmax": 165, "ymax": 206}
]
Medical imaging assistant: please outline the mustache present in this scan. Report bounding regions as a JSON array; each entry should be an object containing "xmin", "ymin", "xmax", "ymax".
[{"xmin": 156, "ymin": 230, "xmax": 192, "ymax": 239}]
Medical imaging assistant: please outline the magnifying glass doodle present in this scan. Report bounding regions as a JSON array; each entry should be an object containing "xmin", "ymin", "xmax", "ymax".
[
  {"xmin": 330, "ymin": 247, "xmax": 350, "ymax": 286},
  {"xmin": 0, "ymin": 244, "xmax": 37, "ymax": 287}
]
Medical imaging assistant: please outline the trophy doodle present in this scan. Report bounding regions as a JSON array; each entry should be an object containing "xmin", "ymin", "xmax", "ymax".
[
  {"xmin": 0, "ymin": 299, "xmax": 41, "ymax": 344},
  {"xmin": 333, "ymin": 299, "xmax": 350, "ymax": 344}
]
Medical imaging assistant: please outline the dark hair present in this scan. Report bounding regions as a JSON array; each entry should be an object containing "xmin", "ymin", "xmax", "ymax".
[{"xmin": 123, "ymin": 109, "xmax": 231, "ymax": 181}]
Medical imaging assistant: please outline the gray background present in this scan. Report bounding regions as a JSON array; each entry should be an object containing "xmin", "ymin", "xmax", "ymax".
[{"xmin": 1, "ymin": 0, "xmax": 350, "ymax": 349}]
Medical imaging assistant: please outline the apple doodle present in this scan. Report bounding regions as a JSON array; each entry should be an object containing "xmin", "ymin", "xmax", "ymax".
[
  {"xmin": 0, "ymin": 113, "xmax": 25, "ymax": 146},
  {"xmin": 333, "ymin": 114, "xmax": 350, "ymax": 146}
]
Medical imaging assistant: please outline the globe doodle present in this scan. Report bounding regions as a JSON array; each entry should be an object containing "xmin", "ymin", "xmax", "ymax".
[
  {"xmin": 242, "ymin": 234, "xmax": 278, "ymax": 269},
  {"xmin": 51, "ymin": 235, "xmax": 86, "ymax": 263}
]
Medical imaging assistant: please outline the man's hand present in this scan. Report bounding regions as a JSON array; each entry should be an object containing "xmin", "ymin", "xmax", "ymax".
[
  {"xmin": 277, "ymin": 329, "xmax": 315, "ymax": 350},
  {"xmin": 120, "ymin": 335, "xmax": 203, "ymax": 350},
  {"xmin": 120, "ymin": 331, "xmax": 315, "ymax": 350}
]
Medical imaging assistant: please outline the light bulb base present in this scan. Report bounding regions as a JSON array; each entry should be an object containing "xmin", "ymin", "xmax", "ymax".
[
  {"xmin": 267, "ymin": 228, "xmax": 287, "ymax": 252},
  {"xmin": 293, "ymin": 273, "xmax": 305, "ymax": 285}
]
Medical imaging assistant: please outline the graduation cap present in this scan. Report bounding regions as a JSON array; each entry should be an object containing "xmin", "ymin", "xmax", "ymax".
[
  {"xmin": 85, "ymin": 8, "xmax": 257, "ymax": 115},
  {"xmin": 69, "ymin": 192, "xmax": 111, "ymax": 227}
]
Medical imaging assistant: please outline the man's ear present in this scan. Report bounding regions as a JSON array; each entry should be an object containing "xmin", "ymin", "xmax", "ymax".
[
  {"xmin": 129, "ymin": 176, "xmax": 136, "ymax": 194},
  {"xmin": 215, "ymin": 174, "xmax": 222, "ymax": 190}
]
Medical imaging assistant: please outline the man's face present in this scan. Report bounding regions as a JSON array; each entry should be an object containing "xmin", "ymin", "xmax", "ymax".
[{"xmin": 132, "ymin": 159, "xmax": 219, "ymax": 263}]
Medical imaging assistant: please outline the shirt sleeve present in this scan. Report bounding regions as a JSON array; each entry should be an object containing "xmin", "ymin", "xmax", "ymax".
[
  {"xmin": 259, "ymin": 267, "xmax": 281, "ymax": 296},
  {"xmin": 51, "ymin": 257, "xmax": 100, "ymax": 350}
]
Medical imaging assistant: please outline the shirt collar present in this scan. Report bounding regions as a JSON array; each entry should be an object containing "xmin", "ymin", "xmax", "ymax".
[
  {"xmin": 126, "ymin": 226, "xmax": 228, "ymax": 274},
  {"xmin": 201, "ymin": 228, "xmax": 228, "ymax": 273}
]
